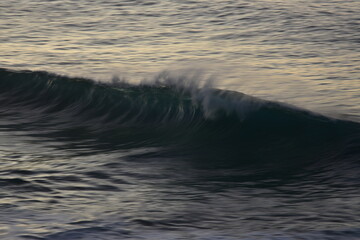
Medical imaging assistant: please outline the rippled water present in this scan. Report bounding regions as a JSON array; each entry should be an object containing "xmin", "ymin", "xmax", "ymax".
[
  {"xmin": 0, "ymin": 0, "xmax": 359, "ymax": 239},
  {"xmin": 1, "ymin": 0, "xmax": 359, "ymax": 116}
]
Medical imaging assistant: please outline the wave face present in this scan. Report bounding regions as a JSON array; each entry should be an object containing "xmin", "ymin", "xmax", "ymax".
[
  {"xmin": 1, "ymin": 68, "xmax": 360, "ymax": 240},
  {"xmin": 1, "ymin": 68, "xmax": 359, "ymax": 167}
]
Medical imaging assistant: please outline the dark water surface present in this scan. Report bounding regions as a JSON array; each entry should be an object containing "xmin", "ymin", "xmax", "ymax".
[
  {"xmin": 0, "ymin": 0, "xmax": 359, "ymax": 239},
  {"xmin": 0, "ymin": 68, "xmax": 359, "ymax": 239}
]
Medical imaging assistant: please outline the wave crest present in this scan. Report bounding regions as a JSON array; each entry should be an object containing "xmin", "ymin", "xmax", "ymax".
[{"xmin": 0, "ymin": 68, "xmax": 359, "ymax": 166}]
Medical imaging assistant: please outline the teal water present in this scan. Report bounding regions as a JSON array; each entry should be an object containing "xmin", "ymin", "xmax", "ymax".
[{"xmin": 0, "ymin": 0, "xmax": 359, "ymax": 239}]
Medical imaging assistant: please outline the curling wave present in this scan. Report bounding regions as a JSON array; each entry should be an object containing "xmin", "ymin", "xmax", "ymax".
[{"xmin": 0, "ymin": 68, "xmax": 359, "ymax": 168}]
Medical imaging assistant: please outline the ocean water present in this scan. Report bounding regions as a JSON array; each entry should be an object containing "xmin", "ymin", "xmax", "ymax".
[{"xmin": 0, "ymin": 0, "xmax": 359, "ymax": 239}]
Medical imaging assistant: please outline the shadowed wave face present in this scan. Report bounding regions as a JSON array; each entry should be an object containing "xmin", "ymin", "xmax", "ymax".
[
  {"xmin": 0, "ymin": 68, "xmax": 359, "ymax": 170},
  {"xmin": 1, "ymin": 68, "xmax": 360, "ymax": 240}
]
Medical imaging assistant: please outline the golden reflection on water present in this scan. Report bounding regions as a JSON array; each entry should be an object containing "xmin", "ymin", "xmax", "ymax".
[{"xmin": 1, "ymin": 0, "xmax": 359, "ymax": 119}]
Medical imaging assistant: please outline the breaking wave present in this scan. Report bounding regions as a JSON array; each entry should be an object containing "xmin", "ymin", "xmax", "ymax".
[{"xmin": 0, "ymin": 68, "xmax": 359, "ymax": 168}]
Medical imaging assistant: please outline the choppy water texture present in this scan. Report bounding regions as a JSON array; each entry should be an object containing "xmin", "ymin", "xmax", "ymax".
[{"xmin": 0, "ymin": 0, "xmax": 360, "ymax": 239}]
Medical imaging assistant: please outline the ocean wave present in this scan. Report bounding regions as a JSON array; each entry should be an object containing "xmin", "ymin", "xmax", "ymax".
[{"xmin": 0, "ymin": 68, "xmax": 359, "ymax": 167}]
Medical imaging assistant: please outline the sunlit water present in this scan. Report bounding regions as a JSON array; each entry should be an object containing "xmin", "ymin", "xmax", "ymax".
[{"xmin": 0, "ymin": 0, "xmax": 359, "ymax": 239}]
